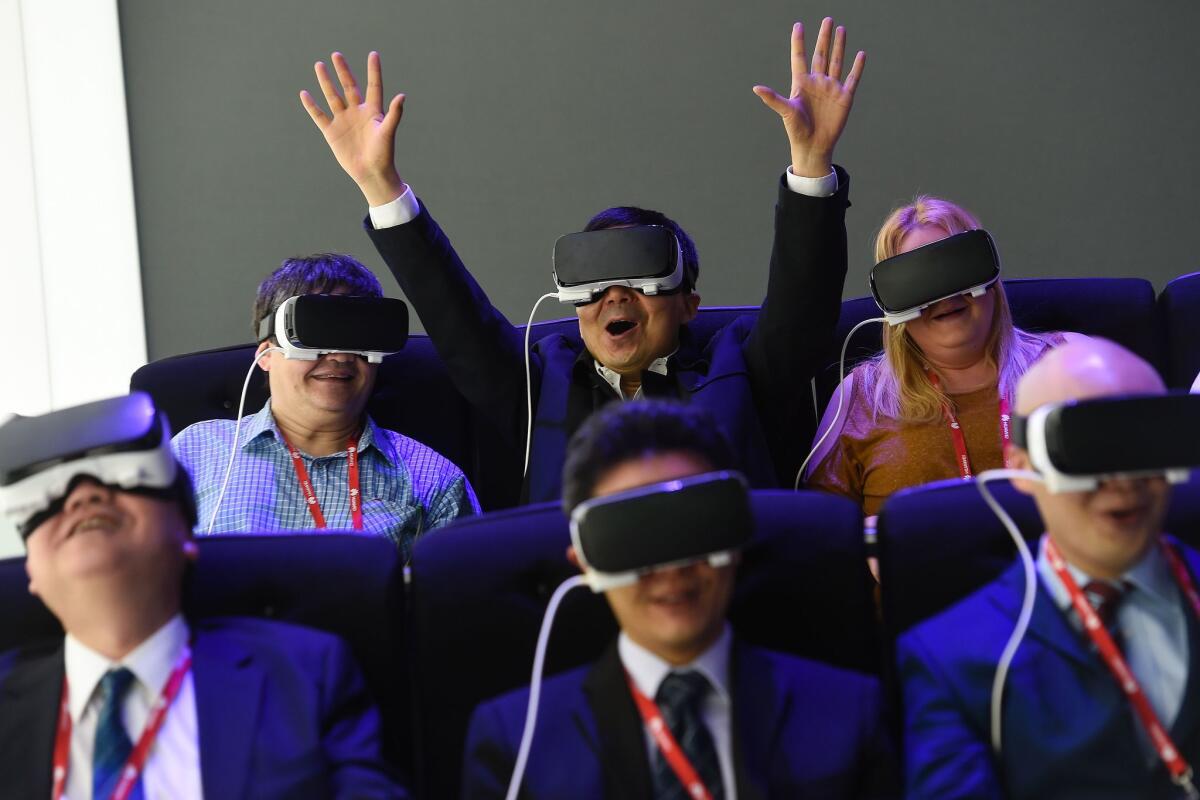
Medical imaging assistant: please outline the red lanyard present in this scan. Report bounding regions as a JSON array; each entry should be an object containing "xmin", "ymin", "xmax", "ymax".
[
  {"xmin": 624, "ymin": 671, "xmax": 716, "ymax": 800},
  {"xmin": 1045, "ymin": 537, "xmax": 1200, "ymax": 798},
  {"xmin": 279, "ymin": 433, "xmax": 363, "ymax": 530},
  {"xmin": 52, "ymin": 647, "xmax": 193, "ymax": 800},
  {"xmin": 927, "ymin": 371, "xmax": 1011, "ymax": 479}
]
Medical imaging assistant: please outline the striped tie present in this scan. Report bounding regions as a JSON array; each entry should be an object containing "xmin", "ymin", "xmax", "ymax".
[
  {"xmin": 93, "ymin": 667, "xmax": 145, "ymax": 800},
  {"xmin": 651, "ymin": 670, "xmax": 725, "ymax": 800}
]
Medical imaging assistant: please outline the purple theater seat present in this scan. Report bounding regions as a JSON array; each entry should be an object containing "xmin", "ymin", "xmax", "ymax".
[{"xmin": 1158, "ymin": 271, "xmax": 1200, "ymax": 389}]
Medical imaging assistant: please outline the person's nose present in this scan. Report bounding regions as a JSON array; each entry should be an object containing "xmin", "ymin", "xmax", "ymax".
[{"xmin": 63, "ymin": 478, "xmax": 113, "ymax": 514}]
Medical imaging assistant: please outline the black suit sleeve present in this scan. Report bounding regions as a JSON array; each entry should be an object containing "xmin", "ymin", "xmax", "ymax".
[
  {"xmin": 742, "ymin": 168, "xmax": 850, "ymax": 485},
  {"xmin": 366, "ymin": 204, "xmax": 536, "ymax": 449}
]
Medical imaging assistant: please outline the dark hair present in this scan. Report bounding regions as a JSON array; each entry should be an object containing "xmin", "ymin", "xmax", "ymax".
[
  {"xmin": 561, "ymin": 400, "xmax": 735, "ymax": 513},
  {"xmin": 584, "ymin": 207, "xmax": 700, "ymax": 292},
  {"xmin": 252, "ymin": 253, "xmax": 384, "ymax": 340}
]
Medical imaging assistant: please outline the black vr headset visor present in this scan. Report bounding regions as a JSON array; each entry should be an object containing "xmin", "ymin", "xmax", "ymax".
[
  {"xmin": 258, "ymin": 294, "xmax": 409, "ymax": 363},
  {"xmin": 552, "ymin": 225, "xmax": 686, "ymax": 306},
  {"xmin": 1012, "ymin": 393, "xmax": 1200, "ymax": 492},
  {"xmin": 870, "ymin": 229, "xmax": 1001, "ymax": 325},
  {"xmin": 0, "ymin": 392, "xmax": 195, "ymax": 540},
  {"xmin": 569, "ymin": 471, "xmax": 752, "ymax": 591}
]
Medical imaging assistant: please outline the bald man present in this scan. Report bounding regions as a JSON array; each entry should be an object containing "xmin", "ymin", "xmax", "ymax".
[{"xmin": 898, "ymin": 339, "xmax": 1200, "ymax": 800}]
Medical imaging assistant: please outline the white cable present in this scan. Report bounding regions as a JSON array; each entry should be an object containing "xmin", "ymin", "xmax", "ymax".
[
  {"xmin": 794, "ymin": 317, "xmax": 886, "ymax": 490},
  {"xmin": 523, "ymin": 293, "xmax": 559, "ymax": 479},
  {"xmin": 205, "ymin": 347, "xmax": 281, "ymax": 535},
  {"xmin": 505, "ymin": 574, "xmax": 587, "ymax": 800},
  {"xmin": 975, "ymin": 467, "xmax": 1043, "ymax": 755}
]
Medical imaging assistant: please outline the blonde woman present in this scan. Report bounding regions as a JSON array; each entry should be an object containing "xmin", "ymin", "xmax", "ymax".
[{"xmin": 805, "ymin": 196, "xmax": 1083, "ymax": 515}]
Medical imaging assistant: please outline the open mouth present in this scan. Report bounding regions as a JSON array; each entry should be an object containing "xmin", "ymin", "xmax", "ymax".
[
  {"xmin": 605, "ymin": 319, "xmax": 638, "ymax": 337},
  {"xmin": 1103, "ymin": 506, "xmax": 1145, "ymax": 526},
  {"xmin": 310, "ymin": 373, "xmax": 354, "ymax": 382},
  {"xmin": 68, "ymin": 514, "xmax": 120, "ymax": 538}
]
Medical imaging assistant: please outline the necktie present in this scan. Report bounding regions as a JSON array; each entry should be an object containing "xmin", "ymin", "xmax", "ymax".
[
  {"xmin": 1084, "ymin": 580, "xmax": 1129, "ymax": 650},
  {"xmin": 93, "ymin": 667, "xmax": 145, "ymax": 800},
  {"xmin": 651, "ymin": 670, "xmax": 726, "ymax": 800}
]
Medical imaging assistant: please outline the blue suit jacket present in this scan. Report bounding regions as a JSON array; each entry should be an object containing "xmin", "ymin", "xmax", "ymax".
[
  {"xmin": 365, "ymin": 173, "xmax": 851, "ymax": 503},
  {"xmin": 0, "ymin": 617, "xmax": 407, "ymax": 799},
  {"xmin": 898, "ymin": 540, "xmax": 1200, "ymax": 799},
  {"xmin": 462, "ymin": 641, "xmax": 897, "ymax": 799}
]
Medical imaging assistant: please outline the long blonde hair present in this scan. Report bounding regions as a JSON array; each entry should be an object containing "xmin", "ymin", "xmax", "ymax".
[{"xmin": 865, "ymin": 196, "xmax": 1056, "ymax": 423}]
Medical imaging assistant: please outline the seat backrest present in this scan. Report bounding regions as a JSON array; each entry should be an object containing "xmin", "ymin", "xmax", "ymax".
[
  {"xmin": 1158, "ymin": 271, "xmax": 1200, "ymax": 389},
  {"xmin": 876, "ymin": 471, "xmax": 1200, "ymax": 640},
  {"xmin": 405, "ymin": 489, "xmax": 877, "ymax": 800},
  {"xmin": 0, "ymin": 533, "xmax": 409, "ymax": 767},
  {"xmin": 815, "ymin": 277, "xmax": 1166, "ymax": 414}
]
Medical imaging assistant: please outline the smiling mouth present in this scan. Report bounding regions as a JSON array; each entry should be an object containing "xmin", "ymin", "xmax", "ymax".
[
  {"xmin": 69, "ymin": 514, "xmax": 120, "ymax": 538},
  {"xmin": 605, "ymin": 320, "xmax": 637, "ymax": 337},
  {"xmin": 931, "ymin": 305, "xmax": 967, "ymax": 321},
  {"xmin": 1103, "ymin": 505, "xmax": 1146, "ymax": 526}
]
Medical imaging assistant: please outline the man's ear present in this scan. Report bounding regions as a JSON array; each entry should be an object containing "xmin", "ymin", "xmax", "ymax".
[
  {"xmin": 1007, "ymin": 446, "xmax": 1038, "ymax": 495},
  {"xmin": 682, "ymin": 291, "xmax": 701, "ymax": 323},
  {"xmin": 566, "ymin": 545, "xmax": 583, "ymax": 573},
  {"xmin": 254, "ymin": 340, "xmax": 274, "ymax": 372}
]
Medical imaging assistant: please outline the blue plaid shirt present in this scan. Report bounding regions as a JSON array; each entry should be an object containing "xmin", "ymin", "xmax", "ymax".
[{"xmin": 172, "ymin": 401, "xmax": 479, "ymax": 560}]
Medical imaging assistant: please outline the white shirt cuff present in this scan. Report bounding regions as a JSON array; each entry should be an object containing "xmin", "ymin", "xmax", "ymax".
[
  {"xmin": 785, "ymin": 166, "xmax": 837, "ymax": 197},
  {"xmin": 368, "ymin": 186, "xmax": 421, "ymax": 229}
]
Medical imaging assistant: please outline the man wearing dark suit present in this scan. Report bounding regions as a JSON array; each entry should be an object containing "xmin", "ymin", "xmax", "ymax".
[
  {"xmin": 899, "ymin": 339, "xmax": 1200, "ymax": 799},
  {"xmin": 299, "ymin": 18, "xmax": 866, "ymax": 502},
  {"xmin": 461, "ymin": 400, "xmax": 897, "ymax": 799},
  {"xmin": 0, "ymin": 395, "xmax": 406, "ymax": 799}
]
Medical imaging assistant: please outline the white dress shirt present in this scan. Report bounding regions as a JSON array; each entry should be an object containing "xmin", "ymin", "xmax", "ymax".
[
  {"xmin": 1036, "ymin": 536, "xmax": 1190, "ymax": 759},
  {"xmin": 63, "ymin": 614, "xmax": 202, "ymax": 799},
  {"xmin": 618, "ymin": 625, "xmax": 736, "ymax": 800}
]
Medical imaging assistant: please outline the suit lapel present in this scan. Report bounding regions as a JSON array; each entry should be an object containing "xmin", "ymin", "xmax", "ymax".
[
  {"xmin": 193, "ymin": 628, "xmax": 264, "ymax": 800},
  {"xmin": 988, "ymin": 560, "xmax": 1097, "ymax": 670},
  {"xmin": 581, "ymin": 645, "xmax": 654, "ymax": 800},
  {"xmin": 730, "ymin": 642, "xmax": 783, "ymax": 800},
  {"xmin": 0, "ymin": 644, "xmax": 62, "ymax": 800}
]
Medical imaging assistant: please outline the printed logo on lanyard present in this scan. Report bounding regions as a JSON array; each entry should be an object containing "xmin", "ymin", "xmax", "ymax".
[
  {"xmin": 51, "ymin": 648, "xmax": 193, "ymax": 800},
  {"xmin": 279, "ymin": 432, "xmax": 364, "ymax": 530},
  {"xmin": 927, "ymin": 370, "xmax": 1011, "ymax": 480},
  {"xmin": 1044, "ymin": 537, "xmax": 1200, "ymax": 799},
  {"xmin": 624, "ymin": 671, "xmax": 716, "ymax": 800}
]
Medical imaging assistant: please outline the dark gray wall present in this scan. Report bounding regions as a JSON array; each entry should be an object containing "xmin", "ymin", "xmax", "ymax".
[{"xmin": 120, "ymin": 1, "xmax": 1200, "ymax": 361}]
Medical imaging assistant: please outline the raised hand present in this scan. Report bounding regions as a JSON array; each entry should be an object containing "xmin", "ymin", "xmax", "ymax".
[
  {"xmin": 753, "ymin": 18, "xmax": 866, "ymax": 178},
  {"xmin": 300, "ymin": 51, "xmax": 407, "ymax": 207}
]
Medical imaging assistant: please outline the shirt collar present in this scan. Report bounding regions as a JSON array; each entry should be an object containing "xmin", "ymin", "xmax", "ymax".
[
  {"xmin": 245, "ymin": 399, "xmax": 389, "ymax": 463},
  {"xmin": 617, "ymin": 624, "xmax": 732, "ymax": 705},
  {"xmin": 594, "ymin": 353, "xmax": 673, "ymax": 401},
  {"xmin": 1036, "ymin": 533, "xmax": 1173, "ymax": 611},
  {"xmin": 64, "ymin": 614, "xmax": 190, "ymax": 723}
]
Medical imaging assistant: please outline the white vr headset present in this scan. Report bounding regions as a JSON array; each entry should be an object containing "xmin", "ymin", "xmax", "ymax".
[
  {"xmin": 569, "ymin": 471, "xmax": 752, "ymax": 592},
  {"xmin": 0, "ymin": 393, "xmax": 181, "ymax": 539},
  {"xmin": 552, "ymin": 225, "xmax": 686, "ymax": 306},
  {"xmin": 1013, "ymin": 393, "xmax": 1200, "ymax": 493},
  {"xmin": 258, "ymin": 294, "xmax": 409, "ymax": 364},
  {"xmin": 870, "ymin": 229, "xmax": 1002, "ymax": 325}
]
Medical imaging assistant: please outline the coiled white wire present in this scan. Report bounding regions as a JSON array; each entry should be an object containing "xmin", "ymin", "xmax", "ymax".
[
  {"xmin": 974, "ymin": 467, "xmax": 1042, "ymax": 755},
  {"xmin": 523, "ymin": 293, "xmax": 559, "ymax": 479},
  {"xmin": 205, "ymin": 347, "xmax": 280, "ymax": 534},
  {"xmin": 505, "ymin": 574, "xmax": 587, "ymax": 800},
  {"xmin": 794, "ymin": 317, "xmax": 886, "ymax": 490}
]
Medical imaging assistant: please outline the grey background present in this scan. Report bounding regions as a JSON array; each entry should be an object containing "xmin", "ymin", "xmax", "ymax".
[{"xmin": 119, "ymin": 1, "xmax": 1200, "ymax": 362}]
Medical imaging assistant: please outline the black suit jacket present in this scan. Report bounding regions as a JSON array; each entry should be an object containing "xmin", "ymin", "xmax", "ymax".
[
  {"xmin": 365, "ymin": 172, "xmax": 850, "ymax": 502},
  {"xmin": 462, "ymin": 641, "xmax": 897, "ymax": 799},
  {"xmin": 0, "ymin": 617, "xmax": 407, "ymax": 800}
]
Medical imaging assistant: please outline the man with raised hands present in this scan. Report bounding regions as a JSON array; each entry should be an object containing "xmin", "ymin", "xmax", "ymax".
[
  {"xmin": 0, "ymin": 394, "xmax": 406, "ymax": 799},
  {"xmin": 299, "ymin": 18, "xmax": 864, "ymax": 503},
  {"xmin": 899, "ymin": 339, "xmax": 1200, "ymax": 799},
  {"xmin": 461, "ymin": 400, "xmax": 897, "ymax": 799}
]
